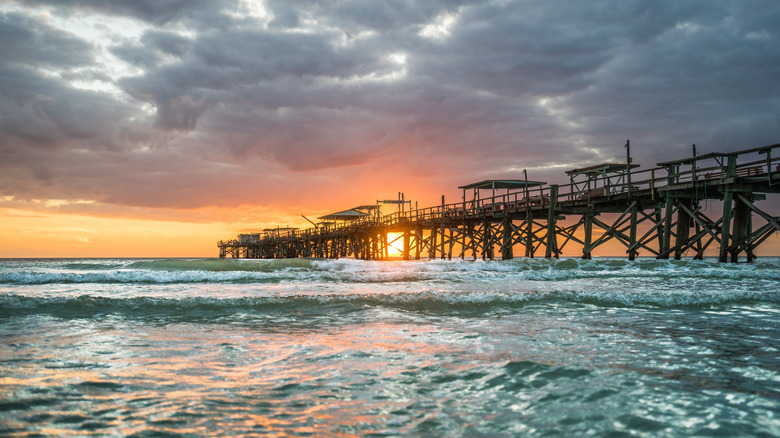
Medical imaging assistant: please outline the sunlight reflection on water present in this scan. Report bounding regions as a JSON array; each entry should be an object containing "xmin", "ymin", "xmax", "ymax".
[
  {"xmin": 2, "ymin": 301, "xmax": 779, "ymax": 436},
  {"xmin": 1, "ymin": 258, "xmax": 779, "ymax": 436}
]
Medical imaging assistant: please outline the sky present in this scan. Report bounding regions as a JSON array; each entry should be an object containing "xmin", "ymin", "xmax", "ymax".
[{"xmin": 1, "ymin": 0, "xmax": 779, "ymax": 257}]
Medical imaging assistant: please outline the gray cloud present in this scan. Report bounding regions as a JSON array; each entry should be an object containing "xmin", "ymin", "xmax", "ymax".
[
  {"xmin": 16, "ymin": 0, "xmax": 227, "ymax": 25},
  {"xmin": 0, "ymin": 11, "xmax": 142, "ymax": 149},
  {"xmin": 1, "ymin": 0, "xmax": 779, "ymax": 212},
  {"xmin": 141, "ymin": 30, "xmax": 193, "ymax": 57},
  {"xmin": 0, "ymin": 11, "xmax": 94, "ymax": 66}
]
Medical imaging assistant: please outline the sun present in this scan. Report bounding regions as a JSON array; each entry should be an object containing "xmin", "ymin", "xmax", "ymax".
[{"xmin": 386, "ymin": 232, "xmax": 405, "ymax": 257}]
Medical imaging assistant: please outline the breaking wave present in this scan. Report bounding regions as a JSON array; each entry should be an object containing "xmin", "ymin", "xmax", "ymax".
[
  {"xmin": 1, "ymin": 257, "xmax": 778, "ymax": 285},
  {"xmin": 1, "ymin": 286, "xmax": 779, "ymax": 321}
]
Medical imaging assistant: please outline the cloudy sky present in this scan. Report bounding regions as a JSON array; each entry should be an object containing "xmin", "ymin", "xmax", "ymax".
[{"xmin": 1, "ymin": 0, "xmax": 779, "ymax": 256}]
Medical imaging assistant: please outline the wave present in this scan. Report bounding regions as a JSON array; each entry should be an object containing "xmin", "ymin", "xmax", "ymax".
[
  {"xmin": 125, "ymin": 258, "xmax": 315, "ymax": 272},
  {"xmin": 1, "ymin": 257, "xmax": 778, "ymax": 285},
  {"xmin": 1, "ymin": 286, "xmax": 778, "ymax": 320},
  {"xmin": 0, "ymin": 258, "xmax": 316, "ymax": 285}
]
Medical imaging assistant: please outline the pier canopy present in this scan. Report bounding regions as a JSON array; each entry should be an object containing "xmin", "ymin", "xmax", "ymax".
[
  {"xmin": 318, "ymin": 209, "xmax": 370, "ymax": 221},
  {"xmin": 351, "ymin": 205, "xmax": 379, "ymax": 212},
  {"xmin": 459, "ymin": 179, "xmax": 546, "ymax": 201},
  {"xmin": 566, "ymin": 163, "xmax": 640, "ymax": 198},
  {"xmin": 458, "ymin": 179, "xmax": 546, "ymax": 191},
  {"xmin": 566, "ymin": 163, "xmax": 639, "ymax": 179}
]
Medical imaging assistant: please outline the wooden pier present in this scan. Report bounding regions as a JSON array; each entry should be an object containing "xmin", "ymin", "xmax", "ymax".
[{"xmin": 219, "ymin": 143, "xmax": 780, "ymax": 262}]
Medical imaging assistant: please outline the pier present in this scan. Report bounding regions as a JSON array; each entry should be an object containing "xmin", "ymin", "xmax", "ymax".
[{"xmin": 219, "ymin": 143, "xmax": 780, "ymax": 262}]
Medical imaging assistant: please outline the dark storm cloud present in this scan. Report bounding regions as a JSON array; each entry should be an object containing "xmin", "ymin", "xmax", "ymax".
[
  {"xmin": 553, "ymin": 2, "xmax": 780, "ymax": 161},
  {"xmin": 1, "ymin": 0, "xmax": 779, "ymax": 211},
  {"xmin": 309, "ymin": 0, "xmax": 466, "ymax": 32},
  {"xmin": 15, "ymin": 0, "xmax": 223, "ymax": 25},
  {"xmin": 0, "ymin": 11, "xmax": 93, "ymax": 66},
  {"xmin": 0, "ymin": 12, "xmax": 136, "ymax": 151},
  {"xmin": 110, "ymin": 43, "xmax": 164, "ymax": 69},
  {"xmin": 141, "ymin": 30, "xmax": 193, "ymax": 57},
  {"xmin": 119, "ymin": 25, "xmax": 399, "ymax": 132}
]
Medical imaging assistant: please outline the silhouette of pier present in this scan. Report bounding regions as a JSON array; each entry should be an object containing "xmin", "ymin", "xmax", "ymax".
[{"xmin": 219, "ymin": 142, "xmax": 780, "ymax": 262}]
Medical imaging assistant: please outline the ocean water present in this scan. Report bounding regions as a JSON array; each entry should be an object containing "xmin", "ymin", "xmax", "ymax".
[{"xmin": 1, "ymin": 257, "xmax": 779, "ymax": 437}]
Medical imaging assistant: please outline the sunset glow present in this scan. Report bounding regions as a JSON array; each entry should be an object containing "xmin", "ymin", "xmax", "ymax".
[
  {"xmin": 386, "ymin": 232, "xmax": 405, "ymax": 257},
  {"xmin": 1, "ymin": 1, "xmax": 778, "ymax": 257}
]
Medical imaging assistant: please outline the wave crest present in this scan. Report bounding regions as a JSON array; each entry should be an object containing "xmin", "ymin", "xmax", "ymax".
[
  {"xmin": 1, "ymin": 257, "xmax": 779, "ymax": 285},
  {"xmin": 2, "ymin": 286, "xmax": 778, "ymax": 321}
]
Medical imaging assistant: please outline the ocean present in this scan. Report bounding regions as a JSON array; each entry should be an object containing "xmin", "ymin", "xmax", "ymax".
[{"xmin": 1, "ymin": 257, "xmax": 779, "ymax": 437}]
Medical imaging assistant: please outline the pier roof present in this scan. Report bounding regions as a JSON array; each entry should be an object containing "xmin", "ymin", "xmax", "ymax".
[
  {"xmin": 566, "ymin": 163, "xmax": 639, "ymax": 177},
  {"xmin": 458, "ymin": 179, "xmax": 546, "ymax": 190},
  {"xmin": 318, "ymin": 209, "xmax": 370, "ymax": 221}
]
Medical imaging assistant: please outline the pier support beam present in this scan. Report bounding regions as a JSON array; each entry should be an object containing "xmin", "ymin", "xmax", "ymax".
[
  {"xmin": 582, "ymin": 212, "xmax": 593, "ymax": 260},
  {"xmin": 415, "ymin": 226, "xmax": 422, "ymax": 260},
  {"xmin": 502, "ymin": 216, "xmax": 513, "ymax": 260},
  {"xmin": 545, "ymin": 185, "xmax": 559, "ymax": 259},
  {"xmin": 731, "ymin": 195, "xmax": 751, "ymax": 262},
  {"xmin": 403, "ymin": 230, "xmax": 410, "ymax": 260},
  {"xmin": 628, "ymin": 201, "xmax": 638, "ymax": 261},
  {"xmin": 483, "ymin": 219, "xmax": 494, "ymax": 260},
  {"xmin": 659, "ymin": 165, "xmax": 678, "ymax": 259},
  {"xmin": 719, "ymin": 191, "xmax": 734, "ymax": 263},
  {"xmin": 675, "ymin": 199, "xmax": 693, "ymax": 260},
  {"xmin": 440, "ymin": 221, "xmax": 446, "ymax": 260},
  {"xmin": 719, "ymin": 156, "xmax": 738, "ymax": 262}
]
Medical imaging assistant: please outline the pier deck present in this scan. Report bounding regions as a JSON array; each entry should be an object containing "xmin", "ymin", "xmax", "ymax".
[{"xmin": 219, "ymin": 143, "xmax": 780, "ymax": 262}]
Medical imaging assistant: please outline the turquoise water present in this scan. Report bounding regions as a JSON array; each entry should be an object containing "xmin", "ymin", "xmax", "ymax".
[{"xmin": 1, "ymin": 257, "xmax": 779, "ymax": 436}]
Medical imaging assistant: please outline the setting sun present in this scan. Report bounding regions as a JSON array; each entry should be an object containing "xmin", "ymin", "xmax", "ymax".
[{"xmin": 386, "ymin": 232, "xmax": 405, "ymax": 257}]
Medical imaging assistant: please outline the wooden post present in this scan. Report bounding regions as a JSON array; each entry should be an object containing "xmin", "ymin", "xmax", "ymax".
[
  {"xmin": 461, "ymin": 192, "xmax": 467, "ymax": 259},
  {"xmin": 447, "ymin": 229, "xmax": 455, "ymax": 260},
  {"xmin": 625, "ymin": 140, "xmax": 633, "ymax": 197},
  {"xmin": 719, "ymin": 156, "xmax": 737, "ymax": 262},
  {"xmin": 440, "ymin": 222, "xmax": 446, "ymax": 260},
  {"xmin": 403, "ymin": 229, "xmax": 410, "ymax": 260},
  {"xmin": 524, "ymin": 214, "xmax": 533, "ymax": 258},
  {"xmin": 414, "ymin": 226, "xmax": 421, "ymax": 260},
  {"xmin": 654, "ymin": 209, "xmax": 663, "ymax": 253},
  {"xmin": 731, "ymin": 195, "xmax": 751, "ymax": 262},
  {"xmin": 746, "ymin": 206, "xmax": 754, "ymax": 262},
  {"xmin": 460, "ymin": 222, "xmax": 467, "ymax": 259},
  {"xmin": 693, "ymin": 221, "xmax": 704, "ymax": 260},
  {"xmin": 483, "ymin": 219, "xmax": 493, "ymax": 260},
  {"xmin": 502, "ymin": 215, "xmax": 513, "ymax": 260},
  {"xmin": 470, "ymin": 223, "xmax": 478, "ymax": 260},
  {"xmin": 651, "ymin": 169, "xmax": 655, "ymax": 201},
  {"xmin": 660, "ymin": 165, "xmax": 677, "ymax": 259},
  {"xmin": 545, "ymin": 185, "xmax": 559, "ymax": 258},
  {"xmin": 430, "ymin": 225, "xmax": 437, "ymax": 260},
  {"xmin": 440, "ymin": 195, "xmax": 446, "ymax": 260},
  {"xmin": 628, "ymin": 200, "xmax": 638, "ymax": 261},
  {"xmin": 583, "ymin": 212, "xmax": 593, "ymax": 259},
  {"xmin": 674, "ymin": 199, "xmax": 691, "ymax": 260},
  {"xmin": 719, "ymin": 191, "xmax": 734, "ymax": 263}
]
